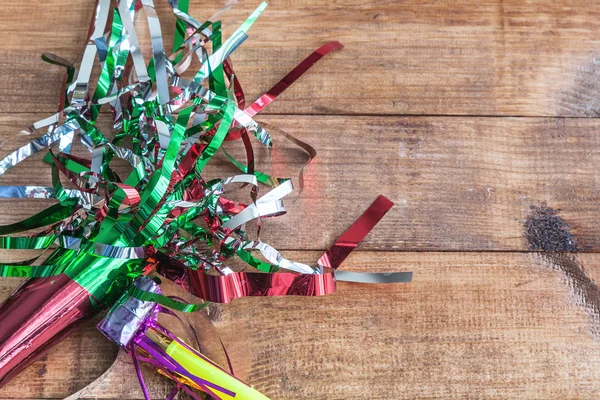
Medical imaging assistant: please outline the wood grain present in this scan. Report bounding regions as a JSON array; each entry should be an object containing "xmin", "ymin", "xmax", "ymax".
[
  {"xmin": 0, "ymin": 0, "xmax": 599, "ymax": 116},
  {"xmin": 3, "ymin": 251, "xmax": 600, "ymax": 399},
  {"xmin": 1, "ymin": 114, "xmax": 600, "ymax": 251},
  {"xmin": 0, "ymin": 0, "xmax": 600, "ymax": 398}
]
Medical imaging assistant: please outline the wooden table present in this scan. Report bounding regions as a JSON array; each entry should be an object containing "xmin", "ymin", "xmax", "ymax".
[{"xmin": 1, "ymin": 0, "xmax": 600, "ymax": 398}]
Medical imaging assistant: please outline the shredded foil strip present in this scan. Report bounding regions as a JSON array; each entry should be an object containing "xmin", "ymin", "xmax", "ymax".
[{"xmin": 0, "ymin": 0, "xmax": 412, "ymax": 397}]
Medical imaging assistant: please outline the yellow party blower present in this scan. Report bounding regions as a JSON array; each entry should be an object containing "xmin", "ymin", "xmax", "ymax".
[{"xmin": 97, "ymin": 277, "xmax": 270, "ymax": 400}]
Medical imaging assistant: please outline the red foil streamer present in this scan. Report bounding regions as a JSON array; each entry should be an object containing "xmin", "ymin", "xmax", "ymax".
[
  {"xmin": 0, "ymin": 275, "xmax": 97, "ymax": 387},
  {"xmin": 318, "ymin": 195, "xmax": 394, "ymax": 269},
  {"xmin": 190, "ymin": 269, "xmax": 336, "ymax": 304},
  {"xmin": 244, "ymin": 41, "xmax": 344, "ymax": 117}
]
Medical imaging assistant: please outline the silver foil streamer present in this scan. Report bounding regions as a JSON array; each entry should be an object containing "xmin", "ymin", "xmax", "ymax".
[
  {"xmin": 335, "ymin": 271, "xmax": 414, "ymax": 284},
  {"xmin": 118, "ymin": 0, "xmax": 150, "ymax": 84},
  {"xmin": 0, "ymin": 119, "xmax": 80, "ymax": 176},
  {"xmin": 70, "ymin": 0, "xmax": 111, "ymax": 106},
  {"xmin": 142, "ymin": 0, "xmax": 170, "ymax": 105},
  {"xmin": 222, "ymin": 179, "xmax": 293, "ymax": 230}
]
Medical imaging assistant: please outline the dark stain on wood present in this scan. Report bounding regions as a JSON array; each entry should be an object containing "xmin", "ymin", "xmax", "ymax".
[
  {"xmin": 536, "ymin": 252, "xmax": 600, "ymax": 338},
  {"xmin": 526, "ymin": 205, "xmax": 600, "ymax": 336},
  {"xmin": 525, "ymin": 204, "xmax": 577, "ymax": 252}
]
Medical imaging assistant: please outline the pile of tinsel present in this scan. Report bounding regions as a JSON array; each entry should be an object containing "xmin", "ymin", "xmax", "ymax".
[{"xmin": 0, "ymin": 1, "xmax": 411, "ymax": 398}]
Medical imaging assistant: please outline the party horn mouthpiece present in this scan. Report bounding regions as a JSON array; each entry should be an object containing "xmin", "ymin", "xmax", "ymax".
[{"xmin": 98, "ymin": 277, "xmax": 270, "ymax": 400}]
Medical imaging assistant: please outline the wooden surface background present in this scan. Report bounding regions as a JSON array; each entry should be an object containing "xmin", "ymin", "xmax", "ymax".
[{"xmin": 1, "ymin": 0, "xmax": 600, "ymax": 398}]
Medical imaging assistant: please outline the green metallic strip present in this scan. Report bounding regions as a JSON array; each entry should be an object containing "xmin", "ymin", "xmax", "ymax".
[
  {"xmin": 43, "ymin": 152, "xmax": 89, "ymax": 175},
  {"xmin": 75, "ymin": 114, "xmax": 108, "ymax": 146},
  {"xmin": 129, "ymin": 285, "xmax": 210, "ymax": 312},
  {"xmin": 135, "ymin": 197, "xmax": 174, "ymax": 244},
  {"xmin": 0, "ymin": 199, "xmax": 77, "ymax": 235},
  {"xmin": 0, "ymin": 236, "xmax": 56, "ymax": 249},
  {"xmin": 64, "ymin": 251, "xmax": 144, "ymax": 305},
  {"xmin": 209, "ymin": 21, "xmax": 226, "ymax": 97},
  {"xmin": 122, "ymin": 106, "xmax": 193, "ymax": 244},
  {"xmin": 194, "ymin": 86, "xmax": 235, "ymax": 174},
  {"xmin": 150, "ymin": 192, "xmax": 214, "ymax": 249},
  {"xmin": 172, "ymin": 0, "xmax": 189, "ymax": 64},
  {"xmin": 0, "ymin": 264, "xmax": 67, "ymax": 278}
]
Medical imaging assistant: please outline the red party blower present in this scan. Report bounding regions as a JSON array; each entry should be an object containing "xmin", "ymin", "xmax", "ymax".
[{"xmin": 0, "ymin": 275, "xmax": 97, "ymax": 387}]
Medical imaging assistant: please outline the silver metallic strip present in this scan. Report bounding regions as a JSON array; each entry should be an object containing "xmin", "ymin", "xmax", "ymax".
[
  {"xmin": 142, "ymin": 0, "xmax": 170, "ymax": 105},
  {"xmin": 222, "ymin": 179, "xmax": 292, "ymax": 230},
  {"xmin": 117, "ymin": 0, "xmax": 150, "ymax": 83},
  {"xmin": 70, "ymin": 0, "xmax": 111, "ymax": 105},
  {"xmin": 0, "ymin": 120, "xmax": 80, "ymax": 176},
  {"xmin": 335, "ymin": 271, "xmax": 413, "ymax": 284},
  {"xmin": 240, "ymin": 240, "xmax": 315, "ymax": 274}
]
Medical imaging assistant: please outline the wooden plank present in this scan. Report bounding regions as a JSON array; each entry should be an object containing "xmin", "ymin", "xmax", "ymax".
[
  {"xmin": 238, "ymin": 115, "xmax": 600, "ymax": 251},
  {"xmin": 0, "ymin": 1, "xmax": 599, "ymax": 116},
  {"xmin": 1, "ymin": 114, "xmax": 600, "ymax": 251},
  {"xmin": 2, "ymin": 251, "xmax": 600, "ymax": 398}
]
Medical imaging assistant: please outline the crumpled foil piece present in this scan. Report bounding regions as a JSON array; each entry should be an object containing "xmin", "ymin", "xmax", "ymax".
[{"xmin": 97, "ymin": 277, "xmax": 161, "ymax": 347}]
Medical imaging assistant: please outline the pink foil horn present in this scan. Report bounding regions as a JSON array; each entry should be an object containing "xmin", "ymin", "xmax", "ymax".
[{"xmin": 0, "ymin": 275, "xmax": 97, "ymax": 387}]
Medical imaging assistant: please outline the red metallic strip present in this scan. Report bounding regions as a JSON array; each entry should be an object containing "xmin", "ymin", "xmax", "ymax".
[
  {"xmin": 244, "ymin": 41, "xmax": 344, "ymax": 117},
  {"xmin": 318, "ymin": 195, "xmax": 394, "ymax": 270},
  {"xmin": 189, "ymin": 269, "xmax": 336, "ymax": 304}
]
